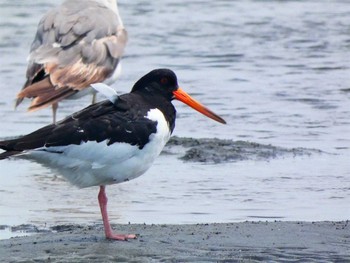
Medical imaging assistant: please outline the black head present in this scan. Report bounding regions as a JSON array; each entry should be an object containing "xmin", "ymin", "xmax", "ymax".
[
  {"xmin": 131, "ymin": 68, "xmax": 179, "ymax": 100},
  {"xmin": 131, "ymin": 68, "xmax": 227, "ymax": 124}
]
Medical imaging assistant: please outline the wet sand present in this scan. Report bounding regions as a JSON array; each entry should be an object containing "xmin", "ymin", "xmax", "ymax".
[{"xmin": 1, "ymin": 221, "xmax": 349, "ymax": 262}]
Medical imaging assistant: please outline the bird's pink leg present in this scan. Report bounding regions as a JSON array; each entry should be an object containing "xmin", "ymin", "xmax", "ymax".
[{"xmin": 98, "ymin": 185, "xmax": 137, "ymax": 240}]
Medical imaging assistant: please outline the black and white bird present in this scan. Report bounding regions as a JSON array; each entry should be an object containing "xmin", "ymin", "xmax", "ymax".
[
  {"xmin": 1, "ymin": 69, "xmax": 226, "ymax": 240},
  {"xmin": 15, "ymin": 0, "xmax": 127, "ymax": 123}
]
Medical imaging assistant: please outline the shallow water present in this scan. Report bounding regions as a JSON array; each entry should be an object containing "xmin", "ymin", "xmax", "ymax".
[{"xmin": 0, "ymin": 0, "xmax": 349, "ymax": 236}]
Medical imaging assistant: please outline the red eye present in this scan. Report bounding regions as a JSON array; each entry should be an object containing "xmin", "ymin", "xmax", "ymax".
[{"xmin": 161, "ymin": 77, "xmax": 168, "ymax": 84}]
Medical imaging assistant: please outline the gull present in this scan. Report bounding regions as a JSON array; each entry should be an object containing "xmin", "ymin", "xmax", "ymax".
[{"xmin": 15, "ymin": 0, "xmax": 127, "ymax": 123}]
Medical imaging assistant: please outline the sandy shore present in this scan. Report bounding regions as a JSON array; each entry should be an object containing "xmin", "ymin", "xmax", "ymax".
[{"xmin": 1, "ymin": 221, "xmax": 349, "ymax": 262}]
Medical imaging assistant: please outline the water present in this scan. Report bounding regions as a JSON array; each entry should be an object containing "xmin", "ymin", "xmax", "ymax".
[{"xmin": 0, "ymin": 0, "xmax": 349, "ymax": 235}]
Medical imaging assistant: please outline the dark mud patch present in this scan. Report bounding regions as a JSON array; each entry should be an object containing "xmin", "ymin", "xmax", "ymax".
[
  {"xmin": 164, "ymin": 136, "xmax": 323, "ymax": 163},
  {"xmin": 0, "ymin": 224, "xmax": 51, "ymax": 235},
  {"xmin": 1, "ymin": 221, "xmax": 349, "ymax": 262}
]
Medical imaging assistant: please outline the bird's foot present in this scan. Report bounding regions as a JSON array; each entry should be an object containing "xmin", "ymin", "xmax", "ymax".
[{"xmin": 106, "ymin": 233, "xmax": 137, "ymax": 241}]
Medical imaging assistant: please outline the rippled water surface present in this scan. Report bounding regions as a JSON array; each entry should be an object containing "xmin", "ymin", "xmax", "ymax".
[{"xmin": 0, "ymin": 0, "xmax": 349, "ymax": 234}]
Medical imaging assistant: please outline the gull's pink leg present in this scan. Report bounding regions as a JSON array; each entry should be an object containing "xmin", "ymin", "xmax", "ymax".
[
  {"xmin": 52, "ymin": 102, "xmax": 58, "ymax": 124},
  {"xmin": 98, "ymin": 185, "xmax": 137, "ymax": 240}
]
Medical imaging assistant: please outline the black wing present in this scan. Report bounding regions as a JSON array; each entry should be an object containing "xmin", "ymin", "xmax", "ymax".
[{"xmin": 0, "ymin": 95, "xmax": 158, "ymax": 159}]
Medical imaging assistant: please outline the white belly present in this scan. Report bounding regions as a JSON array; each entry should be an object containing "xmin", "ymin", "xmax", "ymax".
[{"xmin": 24, "ymin": 108, "xmax": 171, "ymax": 188}]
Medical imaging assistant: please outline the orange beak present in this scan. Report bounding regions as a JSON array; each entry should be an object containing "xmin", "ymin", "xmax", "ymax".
[{"xmin": 173, "ymin": 88, "xmax": 226, "ymax": 124}]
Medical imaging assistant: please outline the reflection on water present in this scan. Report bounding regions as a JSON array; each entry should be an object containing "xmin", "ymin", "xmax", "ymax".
[{"xmin": 0, "ymin": 0, "xmax": 349, "ymax": 234}]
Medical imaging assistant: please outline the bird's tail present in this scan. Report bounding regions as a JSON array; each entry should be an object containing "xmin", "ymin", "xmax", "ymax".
[
  {"xmin": 0, "ymin": 139, "xmax": 21, "ymax": 160},
  {"xmin": 0, "ymin": 150, "xmax": 21, "ymax": 160},
  {"xmin": 16, "ymin": 77, "xmax": 77, "ymax": 112}
]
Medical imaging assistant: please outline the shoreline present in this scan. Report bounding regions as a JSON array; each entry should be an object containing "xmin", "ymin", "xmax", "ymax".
[{"xmin": 1, "ymin": 221, "xmax": 349, "ymax": 262}]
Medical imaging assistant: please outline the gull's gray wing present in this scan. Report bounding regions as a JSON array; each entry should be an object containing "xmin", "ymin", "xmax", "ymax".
[{"xmin": 17, "ymin": 0, "xmax": 127, "ymax": 110}]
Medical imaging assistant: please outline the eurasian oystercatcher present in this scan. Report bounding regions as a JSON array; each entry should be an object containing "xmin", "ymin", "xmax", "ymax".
[
  {"xmin": 15, "ymin": 0, "xmax": 127, "ymax": 123},
  {"xmin": 1, "ymin": 68, "xmax": 226, "ymax": 240}
]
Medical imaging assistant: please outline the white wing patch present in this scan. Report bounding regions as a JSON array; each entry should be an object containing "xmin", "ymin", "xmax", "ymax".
[
  {"xmin": 52, "ymin": 42, "xmax": 61, "ymax": 48},
  {"xmin": 91, "ymin": 83, "xmax": 119, "ymax": 103}
]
